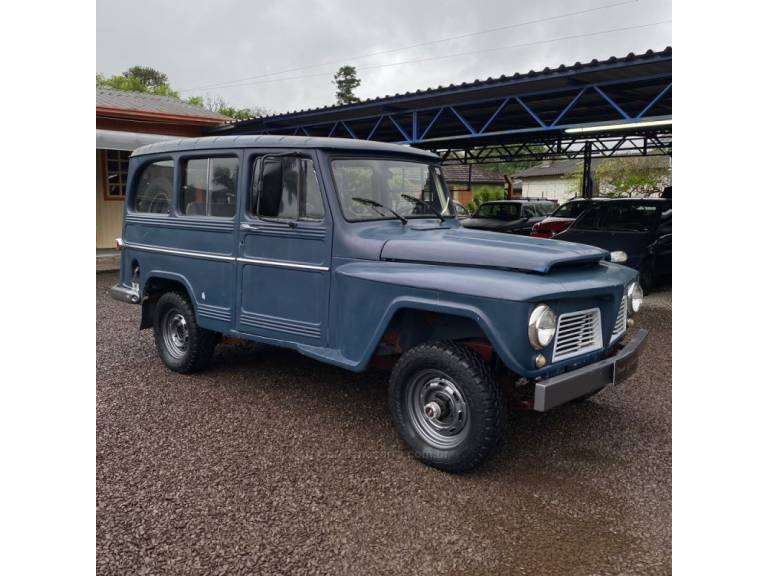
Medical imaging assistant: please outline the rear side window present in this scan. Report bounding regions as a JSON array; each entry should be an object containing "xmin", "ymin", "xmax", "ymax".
[
  {"xmin": 181, "ymin": 157, "xmax": 239, "ymax": 218},
  {"xmin": 135, "ymin": 160, "xmax": 174, "ymax": 214},
  {"xmin": 573, "ymin": 206, "xmax": 603, "ymax": 229},
  {"xmin": 253, "ymin": 157, "xmax": 325, "ymax": 221},
  {"xmin": 603, "ymin": 203, "xmax": 659, "ymax": 231},
  {"xmin": 553, "ymin": 201, "xmax": 590, "ymax": 219}
]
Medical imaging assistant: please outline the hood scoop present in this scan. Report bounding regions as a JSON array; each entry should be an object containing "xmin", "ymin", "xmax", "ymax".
[{"xmin": 380, "ymin": 228, "xmax": 607, "ymax": 274}]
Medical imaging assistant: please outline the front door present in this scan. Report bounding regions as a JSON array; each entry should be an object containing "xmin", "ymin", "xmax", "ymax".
[{"xmin": 236, "ymin": 151, "xmax": 332, "ymax": 346}]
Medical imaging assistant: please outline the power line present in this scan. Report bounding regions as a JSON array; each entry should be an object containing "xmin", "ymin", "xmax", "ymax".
[
  {"xmin": 178, "ymin": 0, "xmax": 640, "ymax": 93},
  {"xmin": 186, "ymin": 20, "xmax": 671, "ymax": 93}
]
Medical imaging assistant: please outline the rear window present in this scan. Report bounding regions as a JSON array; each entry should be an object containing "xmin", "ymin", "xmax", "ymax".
[
  {"xmin": 553, "ymin": 201, "xmax": 591, "ymax": 219},
  {"xmin": 476, "ymin": 203, "xmax": 520, "ymax": 219},
  {"xmin": 135, "ymin": 159, "xmax": 174, "ymax": 214},
  {"xmin": 603, "ymin": 203, "xmax": 661, "ymax": 231}
]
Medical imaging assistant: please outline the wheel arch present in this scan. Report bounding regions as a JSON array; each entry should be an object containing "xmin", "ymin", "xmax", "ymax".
[{"xmin": 139, "ymin": 271, "xmax": 197, "ymax": 330}]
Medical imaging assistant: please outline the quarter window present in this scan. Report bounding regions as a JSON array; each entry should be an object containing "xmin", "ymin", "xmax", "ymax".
[
  {"xmin": 105, "ymin": 150, "xmax": 130, "ymax": 199},
  {"xmin": 135, "ymin": 160, "xmax": 174, "ymax": 214},
  {"xmin": 253, "ymin": 157, "xmax": 324, "ymax": 221},
  {"xmin": 181, "ymin": 157, "xmax": 239, "ymax": 218}
]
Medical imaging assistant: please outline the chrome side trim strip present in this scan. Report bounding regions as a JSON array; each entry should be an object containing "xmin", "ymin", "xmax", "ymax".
[
  {"xmin": 122, "ymin": 241, "xmax": 236, "ymax": 262},
  {"xmin": 237, "ymin": 257, "xmax": 329, "ymax": 272},
  {"xmin": 122, "ymin": 241, "xmax": 330, "ymax": 271}
]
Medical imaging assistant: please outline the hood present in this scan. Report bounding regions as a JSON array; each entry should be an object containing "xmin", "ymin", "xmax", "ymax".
[
  {"xmin": 380, "ymin": 226, "xmax": 608, "ymax": 274},
  {"xmin": 462, "ymin": 217, "xmax": 525, "ymax": 231}
]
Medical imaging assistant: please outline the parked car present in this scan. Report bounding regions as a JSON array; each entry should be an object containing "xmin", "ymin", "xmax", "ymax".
[
  {"xmin": 552, "ymin": 198, "xmax": 672, "ymax": 290},
  {"xmin": 531, "ymin": 198, "xmax": 599, "ymax": 238},
  {"xmin": 111, "ymin": 136, "xmax": 647, "ymax": 472},
  {"xmin": 461, "ymin": 199, "xmax": 557, "ymax": 235}
]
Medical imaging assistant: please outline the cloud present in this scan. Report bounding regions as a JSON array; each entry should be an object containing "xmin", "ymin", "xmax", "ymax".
[{"xmin": 97, "ymin": 0, "xmax": 671, "ymax": 113}]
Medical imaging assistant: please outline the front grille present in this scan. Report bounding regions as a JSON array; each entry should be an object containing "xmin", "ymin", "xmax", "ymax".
[
  {"xmin": 612, "ymin": 296, "xmax": 628, "ymax": 341},
  {"xmin": 552, "ymin": 308, "xmax": 603, "ymax": 362}
]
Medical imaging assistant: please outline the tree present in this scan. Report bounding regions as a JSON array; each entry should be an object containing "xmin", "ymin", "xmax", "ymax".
[
  {"xmin": 593, "ymin": 156, "xmax": 670, "ymax": 198},
  {"xmin": 333, "ymin": 66, "xmax": 361, "ymax": 105},
  {"xmin": 123, "ymin": 66, "xmax": 169, "ymax": 89},
  {"xmin": 97, "ymin": 68, "xmax": 271, "ymax": 121},
  {"xmin": 96, "ymin": 70, "xmax": 178, "ymax": 98}
]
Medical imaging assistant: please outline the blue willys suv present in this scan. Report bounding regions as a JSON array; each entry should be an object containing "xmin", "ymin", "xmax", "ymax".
[{"xmin": 112, "ymin": 136, "xmax": 647, "ymax": 471}]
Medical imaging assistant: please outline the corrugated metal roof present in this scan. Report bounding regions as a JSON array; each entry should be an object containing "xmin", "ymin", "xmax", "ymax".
[
  {"xmin": 131, "ymin": 134, "xmax": 439, "ymax": 158},
  {"xmin": 97, "ymin": 87, "xmax": 229, "ymax": 120},
  {"xmin": 221, "ymin": 47, "xmax": 671, "ymax": 126},
  {"xmin": 442, "ymin": 164, "xmax": 506, "ymax": 184}
]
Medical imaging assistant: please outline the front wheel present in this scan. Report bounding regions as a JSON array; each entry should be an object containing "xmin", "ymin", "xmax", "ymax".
[
  {"xmin": 389, "ymin": 341, "xmax": 507, "ymax": 472},
  {"xmin": 153, "ymin": 291, "xmax": 217, "ymax": 374}
]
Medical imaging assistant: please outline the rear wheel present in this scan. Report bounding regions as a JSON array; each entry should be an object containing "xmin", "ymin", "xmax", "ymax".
[
  {"xmin": 389, "ymin": 341, "xmax": 507, "ymax": 472},
  {"xmin": 153, "ymin": 291, "xmax": 216, "ymax": 374}
]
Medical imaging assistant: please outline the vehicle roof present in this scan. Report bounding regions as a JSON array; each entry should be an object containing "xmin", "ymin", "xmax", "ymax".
[
  {"xmin": 131, "ymin": 135, "xmax": 439, "ymax": 159},
  {"xmin": 481, "ymin": 199, "xmax": 555, "ymax": 205},
  {"xmin": 564, "ymin": 197, "xmax": 670, "ymax": 203}
]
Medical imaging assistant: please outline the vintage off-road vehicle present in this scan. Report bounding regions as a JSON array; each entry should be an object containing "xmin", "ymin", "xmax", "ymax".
[{"xmin": 112, "ymin": 136, "xmax": 647, "ymax": 471}]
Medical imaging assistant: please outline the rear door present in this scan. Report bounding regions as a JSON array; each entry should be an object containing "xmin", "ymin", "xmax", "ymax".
[{"xmin": 235, "ymin": 151, "xmax": 332, "ymax": 345}]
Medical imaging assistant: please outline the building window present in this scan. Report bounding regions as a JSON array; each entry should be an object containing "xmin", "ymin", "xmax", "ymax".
[{"xmin": 104, "ymin": 150, "xmax": 130, "ymax": 200}]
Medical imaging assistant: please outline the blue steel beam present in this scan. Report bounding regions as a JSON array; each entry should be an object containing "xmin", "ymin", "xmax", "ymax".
[{"xmin": 242, "ymin": 73, "xmax": 671, "ymax": 147}]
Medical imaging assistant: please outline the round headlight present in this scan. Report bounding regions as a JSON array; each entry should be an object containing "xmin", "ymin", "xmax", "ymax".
[
  {"xmin": 528, "ymin": 304, "xmax": 556, "ymax": 350},
  {"xmin": 628, "ymin": 281, "xmax": 643, "ymax": 314}
]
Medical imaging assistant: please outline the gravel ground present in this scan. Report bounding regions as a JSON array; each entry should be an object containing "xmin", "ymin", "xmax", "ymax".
[{"xmin": 97, "ymin": 272, "xmax": 671, "ymax": 576}]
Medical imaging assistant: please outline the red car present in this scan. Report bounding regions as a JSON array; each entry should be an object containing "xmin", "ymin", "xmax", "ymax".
[{"xmin": 531, "ymin": 199, "xmax": 601, "ymax": 238}]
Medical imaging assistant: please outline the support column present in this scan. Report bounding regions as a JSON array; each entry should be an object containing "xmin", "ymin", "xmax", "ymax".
[{"xmin": 582, "ymin": 141, "xmax": 593, "ymax": 198}]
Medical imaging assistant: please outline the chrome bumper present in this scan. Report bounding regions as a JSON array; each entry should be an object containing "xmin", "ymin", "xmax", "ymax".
[
  {"xmin": 110, "ymin": 284, "xmax": 141, "ymax": 304},
  {"xmin": 533, "ymin": 329, "xmax": 649, "ymax": 412}
]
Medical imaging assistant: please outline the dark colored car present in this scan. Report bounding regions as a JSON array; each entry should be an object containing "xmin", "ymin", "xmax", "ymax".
[
  {"xmin": 462, "ymin": 199, "xmax": 557, "ymax": 235},
  {"xmin": 531, "ymin": 198, "xmax": 598, "ymax": 238},
  {"xmin": 554, "ymin": 198, "xmax": 672, "ymax": 290}
]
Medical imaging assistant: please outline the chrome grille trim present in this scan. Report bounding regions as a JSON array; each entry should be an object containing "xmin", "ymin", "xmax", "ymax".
[
  {"xmin": 552, "ymin": 308, "xmax": 603, "ymax": 362},
  {"xmin": 611, "ymin": 296, "xmax": 628, "ymax": 342}
]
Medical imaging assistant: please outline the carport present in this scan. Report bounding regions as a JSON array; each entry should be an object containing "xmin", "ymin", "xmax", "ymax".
[{"xmin": 210, "ymin": 47, "xmax": 671, "ymax": 198}]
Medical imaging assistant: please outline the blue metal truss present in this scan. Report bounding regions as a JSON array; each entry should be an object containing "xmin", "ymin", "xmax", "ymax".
[{"xmin": 214, "ymin": 48, "xmax": 672, "ymax": 160}]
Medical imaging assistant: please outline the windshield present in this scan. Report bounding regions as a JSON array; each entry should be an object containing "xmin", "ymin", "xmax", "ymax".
[
  {"xmin": 332, "ymin": 159, "xmax": 452, "ymax": 221},
  {"xmin": 475, "ymin": 203, "xmax": 521, "ymax": 220}
]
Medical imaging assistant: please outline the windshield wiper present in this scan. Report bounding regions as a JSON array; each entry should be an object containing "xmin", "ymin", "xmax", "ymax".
[
  {"xmin": 400, "ymin": 194, "xmax": 445, "ymax": 222},
  {"xmin": 351, "ymin": 197, "xmax": 407, "ymax": 225}
]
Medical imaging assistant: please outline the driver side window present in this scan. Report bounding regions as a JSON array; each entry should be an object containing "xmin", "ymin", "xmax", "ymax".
[{"xmin": 252, "ymin": 157, "xmax": 325, "ymax": 222}]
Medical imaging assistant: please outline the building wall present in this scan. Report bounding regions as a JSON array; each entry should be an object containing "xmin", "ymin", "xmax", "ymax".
[
  {"xmin": 521, "ymin": 177, "xmax": 578, "ymax": 205},
  {"xmin": 96, "ymin": 150, "xmax": 125, "ymax": 249}
]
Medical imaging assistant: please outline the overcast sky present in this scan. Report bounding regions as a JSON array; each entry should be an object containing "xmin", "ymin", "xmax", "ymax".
[{"xmin": 97, "ymin": 0, "xmax": 671, "ymax": 115}]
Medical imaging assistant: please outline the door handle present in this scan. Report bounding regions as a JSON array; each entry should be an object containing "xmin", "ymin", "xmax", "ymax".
[{"xmin": 240, "ymin": 223, "xmax": 260, "ymax": 231}]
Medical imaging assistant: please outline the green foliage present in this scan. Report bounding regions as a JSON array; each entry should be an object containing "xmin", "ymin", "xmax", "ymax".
[
  {"xmin": 96, "ymin": 71, "xmax": 178, "ymax": 98},
  {"xmin": 467, "ymin": 186, "xmax": 506, "ymax": 214},
  {"xmin": 188, "ymin": 94, "xmax": 271, "ymax": 121},
  {"xmin": 333, "ymin": 66, "xmax": 362, "ymax": 105},
  {"xmin": 124, "ymin": 66, "xmax": 169, "ymax": 89},
  {"xmin": 97, "ymin": 67, "xmax": 272, "ymax": 121},
  {"xmin": 594, "ymin": 156, "xmax": 669, "ymax": 197}
]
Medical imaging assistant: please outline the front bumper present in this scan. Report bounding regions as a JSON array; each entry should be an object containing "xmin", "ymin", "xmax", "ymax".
[{"xmin": 533, "ymin": 328, "xmax": 648, "ymax": 411}]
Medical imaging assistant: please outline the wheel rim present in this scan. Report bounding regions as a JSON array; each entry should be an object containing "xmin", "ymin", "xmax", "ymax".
[
  {"xmin": 162, "ymin": 309, "xmax": 189, "ymax": 359},
  {"xmin": 405, "ymin": 370, "xmax": 470, "ymax": 449}
]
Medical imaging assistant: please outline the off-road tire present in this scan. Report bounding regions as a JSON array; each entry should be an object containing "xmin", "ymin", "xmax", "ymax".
[
  {"xmin": 153, "ymin": 291, "xmax": 217, "ymax": 374},
  {"xmin": 389, "ymin": 341, "xmax": 507, "ymax": 472}
]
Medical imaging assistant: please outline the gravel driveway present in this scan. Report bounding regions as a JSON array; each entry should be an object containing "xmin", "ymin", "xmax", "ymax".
[{"xmin": 97, "ymin": 272, "xmax": 671, "ymax": 576}]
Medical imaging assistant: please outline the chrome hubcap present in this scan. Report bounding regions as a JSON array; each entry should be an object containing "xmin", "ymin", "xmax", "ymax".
[
  {"xmin": 163, "ymin": 310, "xmax": 189, "ymax": 359},
  {"xmin": 406, "ymin": 371, "xmax": 470, "ymax": 449}
]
